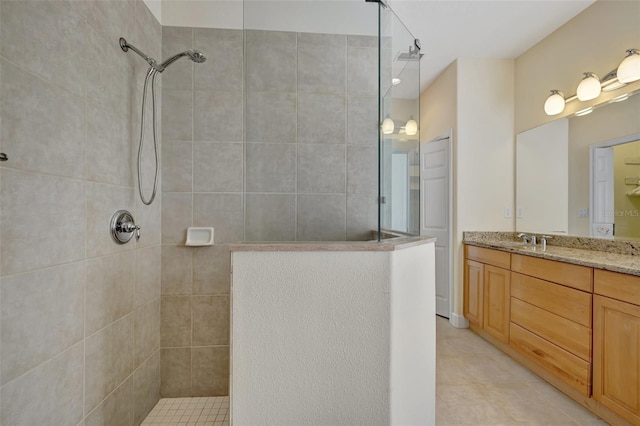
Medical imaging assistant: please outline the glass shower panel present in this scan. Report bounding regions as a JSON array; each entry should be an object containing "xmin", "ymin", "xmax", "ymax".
[
  {"xmin": 379, "ymin": 5, "xmax": 420, "ymax": 237},
  {"xmin": 243, "ymin": 1, "xmax": 380, "ymax": 242}
]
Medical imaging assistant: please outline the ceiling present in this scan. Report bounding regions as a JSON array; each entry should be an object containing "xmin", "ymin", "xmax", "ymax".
[{"xmin": 387, "ymin": 0, "xmax": 596, "ymax": 93}]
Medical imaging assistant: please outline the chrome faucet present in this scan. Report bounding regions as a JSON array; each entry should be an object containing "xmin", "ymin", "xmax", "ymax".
[
  {"xmin": 540, "ymin": 235, "xmax": 552, "ymax": 251},
  {"xmin": 517, "ymin": 233, "xmax": 537, "ymax": 247}
]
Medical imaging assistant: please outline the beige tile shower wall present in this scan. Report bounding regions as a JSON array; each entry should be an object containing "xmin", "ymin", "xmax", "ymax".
[
  {"xmin": 160, "ymin": 28, "xmax": 378, "ymax": 397},
  {"xmin": 0, "ymin": 1, "xmax": 161, "ymax": 425}
]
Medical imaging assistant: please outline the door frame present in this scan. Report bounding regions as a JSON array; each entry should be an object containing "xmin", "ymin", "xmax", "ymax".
[
  {"xmin": 420, "ymin": 129, "xmax": 453, "ymax": 320},
  {"xmin": 589, "ymin": 132, "xmax": 640, "ymax": 237}
]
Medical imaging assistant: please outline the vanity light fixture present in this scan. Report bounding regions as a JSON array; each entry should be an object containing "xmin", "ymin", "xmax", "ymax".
[
  {"xmin": 610, "ymin": 93, "xmax": 630, "ymax": 103},
  {"xmin": 576, "ymin": 72, "xmax": 601, "ymax": 101},
  {"xmin": 617, "ymin": 49, "xmax": 640, "ymax": 83},
  {"xmin": 382, "ymin": 115, "xmax": 395, "ymax": 134},
  {"xmin": 543, "ymin": 48, "xmax": 640, "ymax": 115},
  {"xmin": 544, "ymin": 90, "xmax": 566, "ymax": 115},
  {"xmin": 405, "ymin": 116, "xmax": 418, "ymax": 136}
]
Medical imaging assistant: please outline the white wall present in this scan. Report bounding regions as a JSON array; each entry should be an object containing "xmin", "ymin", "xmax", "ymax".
[
  {"xmin": 231, "ymin": 244, "xmax": 436, "ymax": 425},
  {"xmin": 454, "ymin": 58, "xmax": 515, "ymax": 315}
]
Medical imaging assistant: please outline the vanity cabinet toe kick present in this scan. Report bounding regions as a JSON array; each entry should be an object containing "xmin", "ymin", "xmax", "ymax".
[{"xmin": 464, "ymin": 244, "xmax": 639, "ymax": 426}]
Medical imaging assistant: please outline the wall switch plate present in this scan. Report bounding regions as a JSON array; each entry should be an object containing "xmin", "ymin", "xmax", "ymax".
[
  {"xmin": 516, "ymin": 208, "xmax": 523, "ymax": 218},
  {"xmin": 504, "ymin": 207, "xmax": 512, "ymax": 218},
  {"xmin": 579, "ymin": 208, "xmax": 589, "ymax": 218}
]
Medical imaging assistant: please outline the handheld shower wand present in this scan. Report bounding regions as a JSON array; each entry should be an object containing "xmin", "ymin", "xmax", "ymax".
[{"xmin": 119, "ymin": 37, "xmax": 207, "ymax": 205}]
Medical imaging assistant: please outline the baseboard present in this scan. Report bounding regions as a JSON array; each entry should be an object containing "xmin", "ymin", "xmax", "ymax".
[{"xmin": 448, "ymin": 312, "xmax": 469, "ymax": 329}]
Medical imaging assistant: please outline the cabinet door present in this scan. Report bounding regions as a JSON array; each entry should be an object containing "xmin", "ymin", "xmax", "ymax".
[
  {"xmin": 464, "ymin": 260, "xmax": 483, "ymax": 327},
  {"xmin": 593, "ymin": 295, "xmax": 640, "ymax": 424},
  {"xmin": 483, "ymin": 266, "xmax": 511, "ymax": 343}
]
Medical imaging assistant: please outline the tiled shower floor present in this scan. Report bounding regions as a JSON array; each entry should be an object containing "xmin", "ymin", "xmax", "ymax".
[{"xmin": 142, "ymin": 396, "xmax": 229, "ymax": 425}]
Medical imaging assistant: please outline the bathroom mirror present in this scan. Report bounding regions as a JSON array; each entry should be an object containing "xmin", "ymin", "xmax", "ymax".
[{"xmin": 515, "ymin": 91, "xmax": 640, "ymax": 239}]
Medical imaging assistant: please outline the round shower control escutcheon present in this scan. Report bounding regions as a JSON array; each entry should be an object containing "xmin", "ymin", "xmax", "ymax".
[{"xmin": 110, "ymin": 210, "xmax": 141, "ymax": 244}]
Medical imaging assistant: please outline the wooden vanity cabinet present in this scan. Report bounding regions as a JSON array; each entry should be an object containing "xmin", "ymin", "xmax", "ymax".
[
  {"xmin": 593, "ymin": 270, "xmax": 640, "ymax": 424},
  {"xmin": 463, "ymin": 246, "xmax": 511, "ymax": 342}
]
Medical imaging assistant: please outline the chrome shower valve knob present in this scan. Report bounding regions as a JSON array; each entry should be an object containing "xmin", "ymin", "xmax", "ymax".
[{"xmin": 110, "ymin": 210, "xmax": 141, "ymax": 244}]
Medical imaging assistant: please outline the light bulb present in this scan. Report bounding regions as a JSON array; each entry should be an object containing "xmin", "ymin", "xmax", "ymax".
[
  {"xmin": 382, "ymin": 116, "xmax": 395, "ymax": 134},
  {"xmin": 544, "ymin": 90, "xmax": 565, "ymax": 116},
  {"xmin": 405, "ymin": 116, "xmax": 418, "ymax": 136},
  {"xmin": 576, "ymin": 72, "xmax": 601, "ymax": 101},
  {"xmin": 617, "ymin": 49, "xmax": 640, "ymax": 84}
]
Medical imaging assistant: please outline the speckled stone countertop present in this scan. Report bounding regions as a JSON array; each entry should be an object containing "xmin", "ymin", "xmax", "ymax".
[
  {"xmin": 230, "ymin": 236, "xmax": 437, "ymax": 252},
  {"xmin": 464, "ymin": 232, "xmax": 640, "ymax": 277}
]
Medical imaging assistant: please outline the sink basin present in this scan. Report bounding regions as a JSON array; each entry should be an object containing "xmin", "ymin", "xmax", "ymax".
[{"xmin": 498, "ymin": 241, "xmax": 528, "ymax": 248}]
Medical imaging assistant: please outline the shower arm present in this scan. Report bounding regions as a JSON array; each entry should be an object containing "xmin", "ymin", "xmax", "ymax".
[{"xmin": 120, "ymin": 38, "xmax": 158, "ymax": 69}]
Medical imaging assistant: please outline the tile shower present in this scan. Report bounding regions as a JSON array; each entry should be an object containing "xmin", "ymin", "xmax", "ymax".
[{"xmin": 0, "ymin": 1, "xmax": 380, "ymax": 423}]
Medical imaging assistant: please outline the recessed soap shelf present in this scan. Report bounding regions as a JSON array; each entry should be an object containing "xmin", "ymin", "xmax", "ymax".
[{"xmin": 185, "ymin": 227, "xmax": 214, "ymax": 246}]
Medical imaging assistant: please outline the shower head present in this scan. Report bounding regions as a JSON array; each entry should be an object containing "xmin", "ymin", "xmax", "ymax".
[
  {"xmin": 157, "ymin": 50, "xmax": 207, "ymax": 72},
  {"xmin": 120, "ymin": 38, "xmax": 206, "ymax": 72}
]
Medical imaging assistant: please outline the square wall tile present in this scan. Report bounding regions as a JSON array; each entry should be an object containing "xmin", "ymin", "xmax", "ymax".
[
  {"xmin": 193, "ymin": 245, "xmax": 231, "ymax": 295},
  {"xmin": 194, "ymin": 28, "xmax": 243, "ymax": 92},
  {"xmin": 193, "ymin": 194, "xmax": 244, "ymax": 243},
  {"xmin": 162, "ymin": 89, "xmax": 193, "ymax": 141},
  {"xmin": 298, "ymin": 93, "xmax": 346, "ymax": 144},
  {"xmin": 133, "ymin": 350, "xmax": 161, "ymax": 425},
  {"xmin": 1, "ymin": 58, "xmax": 85, "ymax": 179},
  {"xmin": 194, "ymin": 90, "xmax": 243, "ymax": 142},
  {"xmin": 161, "ymin": 245, "xmax": 193, "ymax": 295},
  {"xmin": 135, "ymin": 245, "xmax": 161, "ymax": 307},
  {"xmin": 245, "ymin": 143, "xmax": 296, "ymax": 193},
  {"xmin": 1, "ymin": 344, "xmax": 83, "ymax": 426},
  {"xmin": 1, "ymin": 0, "xmax": 87, "ymax": 98},
  {"xmin": 245, "ymin": 30, "xmax": 297, "ymax": 93},
  {"xmin": 192, "ymin": 296, "xmax": 230, "ymax": 346},
  {"xmin": 1, "ymin": 169, "xmax": 85, "ymax": 276},
  {"xmin": 347, "ymin": 96, "xmax": 378, "ymax": 145},
  {"xmin": 245, "ymin": 194, "xmax": 296, "ymax": 242},
  {"xmin": 161, "ymin": 296, "xmax": 191, "ymax": 348},
  {"xmin": 161, "ymin": 348, "xmax": 191, "ymax": 397},
  {"xmin": 162, "ymin": 140, "xmax": 193, "ymax": 192},
  {"xmin": 348, "ymin": 35, "xmax": 377, "ymax": 48},
  {"xmin": 86, "ymin": 182, "xmax": 135, "ymax": 258},
  {"xmin": 134, "ymin": 298, "xmax": 160, "ymax": 368},
  {"xmin": 85, "ymin": 377, "xmax": 134, "ymax": 426},
  {"xmin": 347, "ymin": 194, "xmax": 378, "ymax": 241},
  {"xmin": 246, "ymin": 92, "xmax": 297, "ymax": 143},
  {"xmin": 192, "ymin": 347, "xmax": 229, "ymax": 397},
  {"xmin": 347, "ymin": 46, "xmax": 378, "ymax": 97},
  {"xmin": 85, "ymin": 316, "xmax": 134, "ymax": 414},
  {"xmin": 86, "ymin": 252, "xmax": 135, "ymax": 336},
  {"xmin": 193, "ymin": 142, "xmax": 243, "ymax": 192},
  {"xmin": 347, "ymin": 145, "xmax": 378, "ymax": 195},
  {"xmin": 297, "ymin": 144, "xmax": 346, "ymax": 194},
  {"xmin": 161, "ymin": 26, "xmax": 193, "ymax": 90},
  {"xmin": 1, "ymin": 262, "xmax": 84, "ymax": 385},
  {"xmin": 297, "ymin": 194, "xmax": 346, "ymax": 241},
  {"xmin": 85, "ymin": 0, "xmax": 135, "ymax": 54},
  {"xmin": 298, "ymin": 32, "xmax": 346, "ymax": 95},
  {"xmin": 161, "ymin": 192, "xmax": 192, "ymax": 244},
  {"xmin": 86, "ymin": 104, "xmax": 131, "ymax": 186}
]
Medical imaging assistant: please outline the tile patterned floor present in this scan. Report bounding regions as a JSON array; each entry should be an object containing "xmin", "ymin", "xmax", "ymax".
[
  {"xmin": 142, "ymin": 396, "xmax": 229, "ymax": 425},
  {"xmin": 436, "ymin": 316, "xmax": 607, "ymax": 425},
  {"xmin": 144, "ymin": 318, "xmax": 607, "ymax": 425}
]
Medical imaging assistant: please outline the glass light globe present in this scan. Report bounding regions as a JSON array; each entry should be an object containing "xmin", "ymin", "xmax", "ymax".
[
  {"xmin": 576, "ymin": 73, "xmax": 601, "ymax": 101},
  {"xmin": 382, "ymin": 117, "xmax": 395, "ymax": 134},
  {"xmin": 405, "ymin": 117, "xmax": 418, "ymax": 136},
  {"xmin": 617, "ymin": 49, "xmax": 640, "ymax": 83},
  {"xmin": 543, "ymin": 90, "xmax": 565, "ymax": 116}
]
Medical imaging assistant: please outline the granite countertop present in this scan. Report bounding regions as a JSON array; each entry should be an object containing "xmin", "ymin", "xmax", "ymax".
[
  {"xmin": 464, "ymin": 236, "xmax": 640, "ymax": 277},
  {"xmin": 230, "ymin": 236, "xmax": 437, "ymax": 252}
]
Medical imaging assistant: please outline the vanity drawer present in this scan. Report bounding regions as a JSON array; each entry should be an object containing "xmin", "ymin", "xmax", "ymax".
[
  {"xmin": 511, "ymin": 272, "xmax": 592, "ymax": 327},
  {"xmin": 511, "ymin": 254, "xmax": 593, "ymax": 292},
  {"xmin": 510, "ymin": 323, "xmax": 591, "ymax": 396},
  {"xmin": 511, "ymin": 298, "xmax": 591, "ymax": 361},
  {"xmin": 594, "ymin": 269, "xmax": 640, "ymax": 305},
  {"xmin": 465, "ymin": 245, "xmax": 510, "ymax": 269}
]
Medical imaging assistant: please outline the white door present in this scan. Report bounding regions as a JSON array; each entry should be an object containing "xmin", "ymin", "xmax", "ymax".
[
  {"xmin": 591, "ymin": 147, "xmax": 615, "ymax": 238},
  {"xmin": 420, "ymin": 136, "xmax": 451, "ymax": 318}
]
